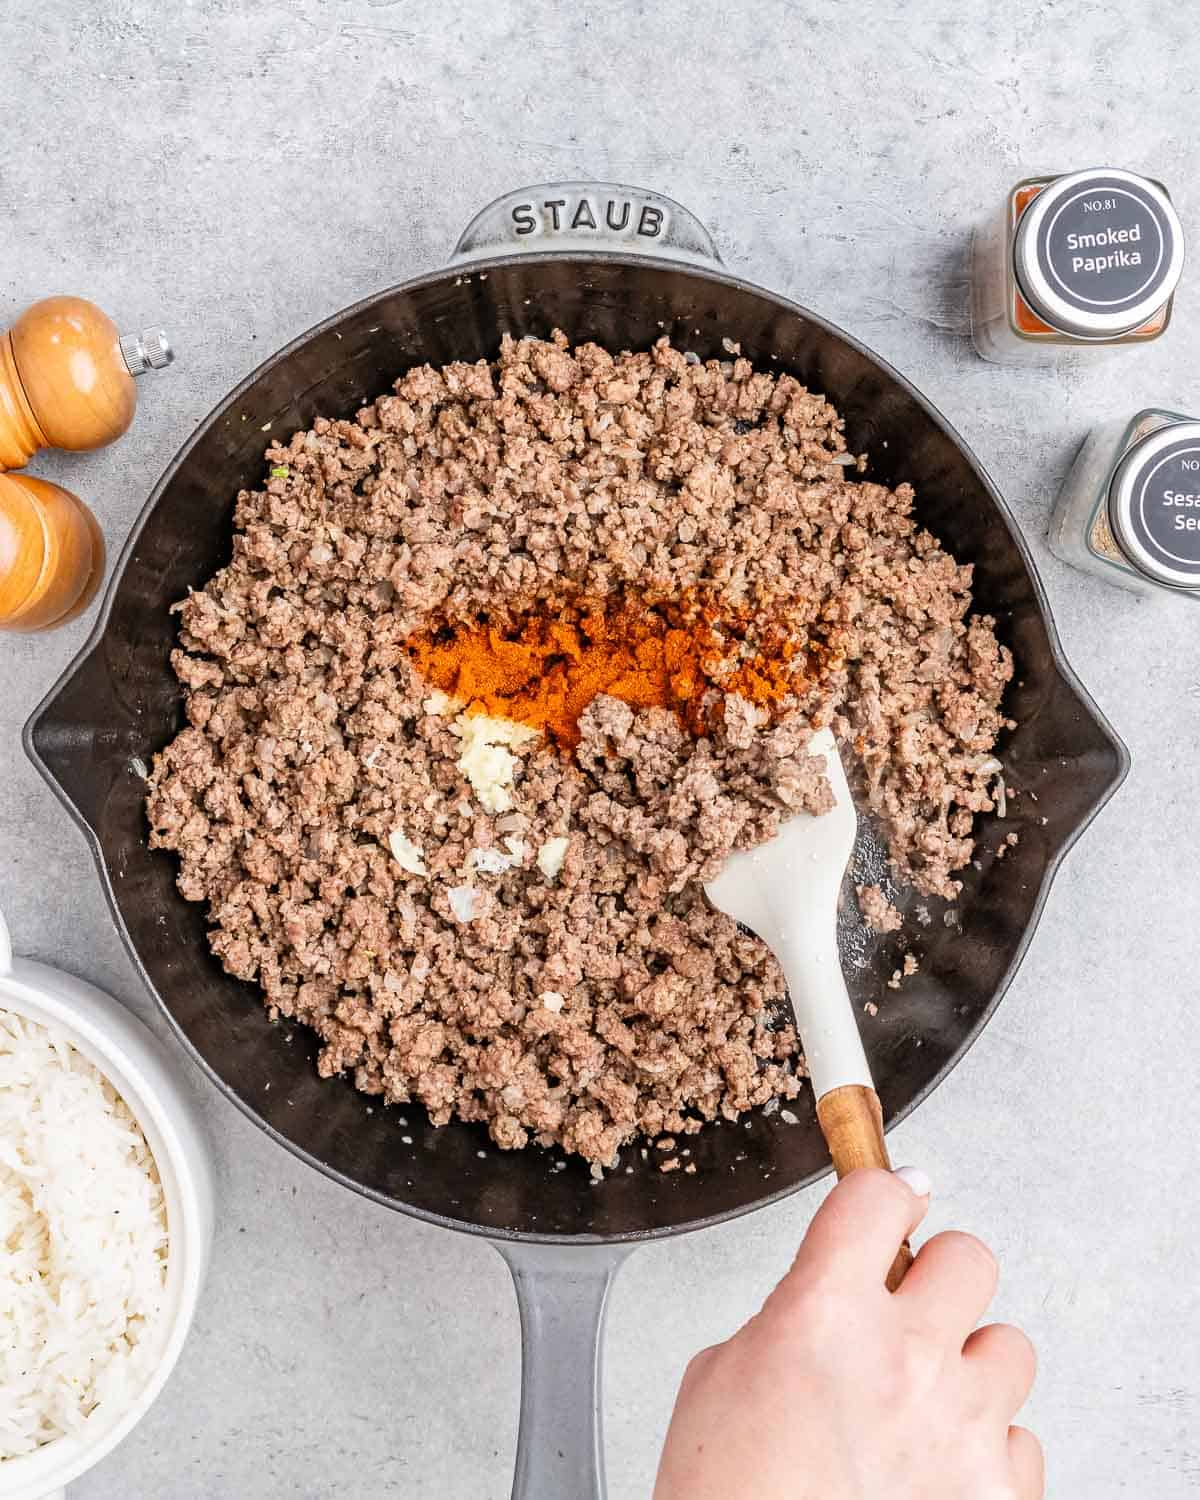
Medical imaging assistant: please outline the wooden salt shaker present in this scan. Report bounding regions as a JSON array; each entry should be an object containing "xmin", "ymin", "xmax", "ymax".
[
  {"xmin": 0, "ymin": 295, "xmax": 172, "ymax": 469},
  {"xmin": 0, "ymin": 472, "xmax": 106, "ymax": 632}
]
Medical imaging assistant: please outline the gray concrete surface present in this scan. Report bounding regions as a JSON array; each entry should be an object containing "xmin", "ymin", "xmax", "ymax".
[{"xmin": 2, "ymin": 1, "xmax": 1197, "ymax": 1494}]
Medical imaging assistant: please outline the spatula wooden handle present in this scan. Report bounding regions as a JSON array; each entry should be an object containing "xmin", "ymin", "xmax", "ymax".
[{"xmin": 816, "ymin": 1084, "xmax": 914, "ymax": 1291}]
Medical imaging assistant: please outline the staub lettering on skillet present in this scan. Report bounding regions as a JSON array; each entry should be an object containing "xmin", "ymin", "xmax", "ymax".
[{"xmin": 510, "ymin": 192, "xmax": 665, "ymax": 239}]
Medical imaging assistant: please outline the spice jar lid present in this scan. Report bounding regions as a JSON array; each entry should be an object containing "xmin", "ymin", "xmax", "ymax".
[
  {"xmin": 1108, "ymin": 420, "xmax": 1200, "ymax": 589},
  {"xmin": 1013, "ymin": 168, "xmax": 1184, "ymax": 338}
]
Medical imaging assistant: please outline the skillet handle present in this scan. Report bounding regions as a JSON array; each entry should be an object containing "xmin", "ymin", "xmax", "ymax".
[
  {"xmin": 451, "ymin": 182, "xmax": 723, "ymax": 267},
  {"xmin": 816, "ymin": 1084, "xmax": 914, "ymax": 1291},
  {"xmin": 496, "ymin": 1240, "xmax": 633, "ymax": 1500},
  {"xmin": 23, "ymin": 642, "xmax": 141, "ymax": 843}
]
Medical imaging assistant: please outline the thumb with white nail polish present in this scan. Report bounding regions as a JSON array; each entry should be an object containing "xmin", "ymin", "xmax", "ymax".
[{"xmin": 893, "ymin": 1164, "xmax": 932, "ymax": 1198}]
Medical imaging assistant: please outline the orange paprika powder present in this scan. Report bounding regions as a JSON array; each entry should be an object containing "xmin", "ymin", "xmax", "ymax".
[{"xmin": 405, "ymin": 593, "xmax": 814, "ymax": 749}]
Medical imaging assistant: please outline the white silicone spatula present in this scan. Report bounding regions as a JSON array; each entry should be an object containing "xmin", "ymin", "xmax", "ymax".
[{"xmin": 705, "ymin": 727, "xmax": 912, "ymax": 1288}]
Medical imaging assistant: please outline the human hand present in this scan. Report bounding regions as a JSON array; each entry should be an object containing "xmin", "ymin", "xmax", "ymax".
[{"xmin": 654, "ymin": 1168, "xmax": 1041, "ymax": 1499}]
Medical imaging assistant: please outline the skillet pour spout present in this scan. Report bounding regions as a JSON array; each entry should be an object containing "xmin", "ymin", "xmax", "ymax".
[{"xmin": 25, "ymin": 181, "xmax": 1128, "ymax": 1500}]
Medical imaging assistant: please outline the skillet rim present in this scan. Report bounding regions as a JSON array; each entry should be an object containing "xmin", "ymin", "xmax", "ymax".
[{"xmin": 23, "ymin": 250, "xmax": 1131, "ymax": 1244}]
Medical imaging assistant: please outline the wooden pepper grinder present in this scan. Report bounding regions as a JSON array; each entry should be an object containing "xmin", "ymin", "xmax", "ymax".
[
  {"xmin": 0, "ymin": 295, "xmax": 171, "ymax": 632},
  {"xmin": 0, "ymin": 472, "xmax": 106, "ymax": 632},
  {"xmin": 0, "ymin": 295, "xmax": 172, "ymax": 468}
]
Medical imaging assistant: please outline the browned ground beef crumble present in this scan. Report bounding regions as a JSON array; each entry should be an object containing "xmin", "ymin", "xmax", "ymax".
[
  {"xmin": 855, "ymin": 883, "xmax": 903, "ymax": 935},
  {"xmin": 146, "ymin": 334, "xmax": 1013, "ymax": 1168}
]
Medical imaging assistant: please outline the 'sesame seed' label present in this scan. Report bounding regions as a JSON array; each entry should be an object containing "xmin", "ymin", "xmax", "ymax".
[{"xmin": 1129, "ymin": 438, "xmax": 1200, "ymax": 577}]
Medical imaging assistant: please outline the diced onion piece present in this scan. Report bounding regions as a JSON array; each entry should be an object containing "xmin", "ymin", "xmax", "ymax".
[
  {"xmin": 448, "ymin": 885, "xmax": 477, "ymax": 922},
  {"xmin": 387, "ymin": 829, "xmax": 427, "ymax": 876},
  {"xmin": 469, "ymin": 847, "xmax": 514, "ymax": 875}
]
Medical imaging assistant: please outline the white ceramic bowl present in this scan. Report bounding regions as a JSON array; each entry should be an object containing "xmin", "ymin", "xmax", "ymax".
[{"xmin": 0, "ymin": 908, "xmax": 214, "ymax": 1500}]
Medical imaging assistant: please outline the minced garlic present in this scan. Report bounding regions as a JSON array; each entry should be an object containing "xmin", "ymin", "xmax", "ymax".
[
  {"xmin": 536, "ymin": 836, "xmax": 569, "ymax": 881},
  {"xmin": 450, "ymin": 713, "xmax": 539, "ymax": 814},
  {"xmin": 423, "ymin": 689, "xmax": 460, "ymax": 717}
]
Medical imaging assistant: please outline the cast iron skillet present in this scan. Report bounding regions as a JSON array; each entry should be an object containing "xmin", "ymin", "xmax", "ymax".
[{"xmin": 25, "ymin": 183, "xmax": 1127, "ymax": 1498}]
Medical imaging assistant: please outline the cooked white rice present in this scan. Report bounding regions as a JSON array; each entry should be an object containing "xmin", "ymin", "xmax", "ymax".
[{"xmin": 0, "ymin": 1009, "xmax": 168, "ymax": 1458}]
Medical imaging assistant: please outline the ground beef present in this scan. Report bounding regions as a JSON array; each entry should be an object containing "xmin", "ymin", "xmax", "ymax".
[
  {"xmin": 146, "ymin": 333, "xmax": 1012, "ymax": 1168},
  {"xmin": 856, "ymin": 883, "xmax": 902, "ymax": 934}
]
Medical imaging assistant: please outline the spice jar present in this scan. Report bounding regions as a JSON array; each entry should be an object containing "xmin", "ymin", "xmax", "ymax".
[
  {"xmin": 0, "ymin": 472, "xmax": 105, "ymax": 631},
  {"xmin": 1048, "ymin": 410, "xmax": 1200, "ymax": 598},
  {"xmin": 971, "ymin": 169, "xmax": 1185, "ymax": 364}
]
